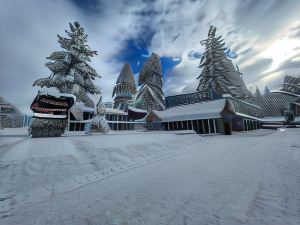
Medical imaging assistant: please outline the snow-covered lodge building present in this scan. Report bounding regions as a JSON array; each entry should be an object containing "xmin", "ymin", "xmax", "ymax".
[
  {"xmin": 104, "ymin": 107, "xmax": 134, "ymax": 130},
  {"xmin": 144, "ymin": 91, "xmax": 261, "ymax": 135},
  {"xmin": 252, "ymin": 75, "xmax": 300, "ymax": 117},
  {"xmin": 112, "ymin": 63, "xmax": 136, "ymax": 111},
  {"xmin": 104, "ymin": 25, "xmax": 299, "ymax": 134},
  {"xmin": 106, "ymin": 57, "xmax": 262, "ymax": 134},
  {"xmin": 132, "ymin": 53, "xmax": 166, "ymax": 111}
]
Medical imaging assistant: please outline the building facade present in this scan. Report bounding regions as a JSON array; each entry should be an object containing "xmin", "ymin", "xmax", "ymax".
[
  {"xmin": 112, "ymin": 63, "xmax": 136, "ymax": 111},
  {"xmin": 132, "ymin": 53, "xmax": 166, "ymax": 111}
]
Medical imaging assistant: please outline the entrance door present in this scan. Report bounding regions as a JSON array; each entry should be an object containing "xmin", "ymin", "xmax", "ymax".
[{"xmin": 224, "ymin": 122, "xmax": 232, "ymax": 135}]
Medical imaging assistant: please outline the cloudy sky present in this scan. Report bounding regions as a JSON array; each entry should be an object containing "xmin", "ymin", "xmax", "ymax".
[{"xmin": 1, "ymin": 0, "xmax": 300, "ymax": 114}]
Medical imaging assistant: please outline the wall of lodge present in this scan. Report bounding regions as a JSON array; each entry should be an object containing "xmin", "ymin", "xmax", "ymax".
[
  {"xmin": 105, "ymin": 113, "xmax": 134, "ymax": 131},
  {"xmin": 148, "ymin": 117, "xmax": 261, "ymax": 135},
  {"xmin": 102, "ymin": 115, "xmax": 261, "ymax": 135}
]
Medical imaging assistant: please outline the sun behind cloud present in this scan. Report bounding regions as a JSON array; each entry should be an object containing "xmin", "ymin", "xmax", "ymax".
[{"xmin": 262, "ymin": 37, "xmax": 300, "ymax": 73}]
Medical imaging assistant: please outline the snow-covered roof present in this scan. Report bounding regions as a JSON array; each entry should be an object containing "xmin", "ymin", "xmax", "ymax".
[
  {"xmin": 33, "ymin": 113, "xmax": 67, "ymax": 119},
  {"xmin": 105, "ymin": 108, "xmax": 128, "ymax": 115},
  {"xmin": 128, "ymin": 107, "xmax": 147, "ymax": 113},
  {"xmin": 38, "ymin": 88, "xmax": 76, "ymax": 101},
  {"xmin": 270, "ymin": 90, "xmax": 300, "ymax": 98},
  {"xmin": 151, "ymin": 99, "xmax": 227, "ymax": 122},
  {"xmin": 260, "ymin": 116, "xmax": 300, "ymax": 122},
  {"xmin": 71, "ymin": 102, "xmax": 95, "ymax": 113},
  {"xmin": 222, "ymin": 94, "xmax": 260, "ymax": 109},
  {"xmin": 116, "ymin": 63, "xmax": 136, "ymax": 85},
  {"xmin": 260, "ymin": 116, "xmax": 285, "ymax": 122},
  {"xmin": 138, "ymin": 53, "xmax": 162, "ymax": 85}
]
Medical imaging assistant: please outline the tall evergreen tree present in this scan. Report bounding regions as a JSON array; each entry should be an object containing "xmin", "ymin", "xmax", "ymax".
[
  {"xmin": 197, "ymin": 25, "xmax": 250, "ymax": 99},
  {"xmin": 264, "ymin": 85, "xmax": 270, "ymax": 96},
  {"xmin": 33, "ymin": 22, "xmax": 100, "ymax": 107},
  {"xmin": 255, "ymin": 86, "xmax": 262, "ymax": 98}
]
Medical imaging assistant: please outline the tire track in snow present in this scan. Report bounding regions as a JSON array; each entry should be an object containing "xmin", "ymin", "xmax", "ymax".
[
  {"xmin": 0, "ymin": 137, "xmax": 79, "ymax": 222},
  {"xmin": 0, "ymin": 138, "xmax": 28, "ymax": 159},
  {"xmin": 234, "ymin": 130, "xmax": 300, "ymax": 225},
  {"xmin": 56, "ymin": 147, "xmax": 193, "ymax": 195},
  {"xmin": 9, "ymin": 138, "xmax": 206, "ymax": 213},
  {"xmin": 0, "ymin": 137, "xmax": 29, "ymax": 219}
]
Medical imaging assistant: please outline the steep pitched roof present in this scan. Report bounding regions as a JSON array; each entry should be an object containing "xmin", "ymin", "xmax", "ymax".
[
  {"xmin": 150, "ymin": 99, "xmax": 227, "ymax": 122},
  {"xmin": 138, "ymin": 53, "xmax": 163, "ymax": 86},
  {"xmin": 116, "ymin": 63, "xmax": 136, "ymax": 85},
  {"xmin": 281, "ymin": 75, "xmax": 300, "ymax": 95}
]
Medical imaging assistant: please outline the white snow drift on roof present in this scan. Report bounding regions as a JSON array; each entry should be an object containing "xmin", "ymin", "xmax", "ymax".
[
  {"xmin": 128, "ymin": 106, "xmax": 148, "ymax": 113},
  {"xmin": 153, "ymin": 99, "xmax": 227, "ymax": 122},
  {"xmin": 38, "ymin": 87, "xmax": 76, "ymax": 101},
  {"xmin": 105, "ymin": 108, "xmax": 128, "ymax": 115}
]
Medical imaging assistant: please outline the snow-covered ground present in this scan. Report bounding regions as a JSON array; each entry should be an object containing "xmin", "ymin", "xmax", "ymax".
[{"xmin": 0, "ymin": 128, "xmax": 299, "ymax": 225}]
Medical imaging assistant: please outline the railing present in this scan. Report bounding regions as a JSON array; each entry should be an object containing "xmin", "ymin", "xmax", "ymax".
[
  {"xmin": 68, "ymin": 119, "xmax": 93, "ymax": 131},
  {"xmin": 165, "ymin": 90, "xmax": 220, "ymax": 108},
  {"xmin": 68, "ymin": 119, "xmax": 147, "ymax": 131},
  {"xmin": 107, "ymin": 120, "xmax": 147, "ymax": 131}
]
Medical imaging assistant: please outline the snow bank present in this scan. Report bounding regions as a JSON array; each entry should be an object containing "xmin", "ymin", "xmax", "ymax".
[{"xmin": 0, "ymin": 128, "xmax": 299, "ymax": 225}]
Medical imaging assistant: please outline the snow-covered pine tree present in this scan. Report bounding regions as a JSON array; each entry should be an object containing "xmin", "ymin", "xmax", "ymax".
[
  {"xmin": 197, "ymin": 25, "xmax": 250, "ymax": 99},
  {"xmin": 249, "ymin": 86, "xmax": 253, "ymax": 94},
  {"xmin": 255, "ymin": 87, "xmax": 262, "ymax": 98},
  {"xmin": 33, "ymin": 22, "xmax": 100, "ymax": 108},
  {"xmin": 264, "ymin": 85, "xmax": 270, "ymax": 96}
]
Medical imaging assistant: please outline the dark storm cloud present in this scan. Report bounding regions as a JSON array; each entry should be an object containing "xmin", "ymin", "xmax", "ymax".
[
  {"xmin": 226, "ymin": 29, "xmax": 239, "ymax": 36},
  {"xmin": 254, "ymin": 53, "xmax": 300, "ymax": 88},
  {"xmin": 234, "ymin": 0, "xmax": 300, "ymax": 42},
  {"xmin": 257, "ymin": 66, "xmax": 300, "ymax": 91},
  {"xmin": 291, "ymin": 30, "xmax": 300, "ymax": 39},
  {"xmin": 241, "ymin": 58, "xmax": 273, "ymax": 83},
  {"xmin": 239, "ymin": 47, "xmax": 252, "ymax": 56},
  {"xmin": 278, "ymin": 59, "xmax": 300, "ymax": 70},
  {"xmin": 70, "ymin": 0, "xmax": 103, "ymax": 15},
  {"xmin": 231, "ymin": 41, "xmax": 248, "ymax": 53},
  {"xmin": 290, "ymin": 24, "xmax": 300, "ymax": 31}
]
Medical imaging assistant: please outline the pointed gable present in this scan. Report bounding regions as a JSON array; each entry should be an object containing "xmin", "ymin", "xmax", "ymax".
[
  {"xmin": 116, "ymin": 63, "xmax": 136, "ymax": 86},
  {"xmin": 138, "ymin": 53, "xmax": 163, "ymax": 86}
]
